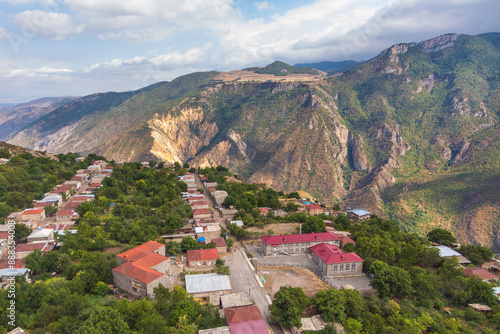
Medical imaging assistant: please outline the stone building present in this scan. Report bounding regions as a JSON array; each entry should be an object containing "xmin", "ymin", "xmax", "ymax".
[
  {"xmin": 309, "ymin": 243, "xmax": 364, "ymax": 278},
  {"xmin": 112, "ymin": 241, "xmax": 172, "ymax": 298},
  {"xmin": 260, "ymin": 232, "xmax": 340, "ymax": 256}
]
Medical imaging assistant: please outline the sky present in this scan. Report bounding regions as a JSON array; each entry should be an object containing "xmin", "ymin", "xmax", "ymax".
[{"xmin": 0, "ymin": 0, "xmax": 499, "ymax": 103}]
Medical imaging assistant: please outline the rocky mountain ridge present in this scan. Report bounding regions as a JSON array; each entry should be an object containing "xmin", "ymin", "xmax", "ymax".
[{"xmin": 5, "ymin": 32, "xmax": 500, "ymax": 248}]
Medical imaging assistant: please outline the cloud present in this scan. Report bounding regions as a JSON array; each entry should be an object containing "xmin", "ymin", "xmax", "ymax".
[
  {"xmin": 0, "ymin": 27, "xmax": 8, "ymax": 39},
  {"xmin": 254, "ymin": 1, "xmax": 275, "ymax": 11},
  {"xmin": 13, "ymin": 10, "xmax": 85, "ymax": 40},
  {"xmin": 64, "ymin": 0, "xmax": 241, "ymax": 41},
  {"xmin": 4, "ymin": 66, "xmax": 73, "ymax": 78},
  {"xmin": 84, "ymin": 46, "xmax": 209, "ymax": 74}
]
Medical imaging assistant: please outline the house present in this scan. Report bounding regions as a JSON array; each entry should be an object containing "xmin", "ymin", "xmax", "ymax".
[
  {"xmin": 188, "ymin": 196, "xmax": 206, "ymax": 204},
  {"xmin": 195, "ymin": 225, "xmax": 221, "ymax": 243},
  {"xmin": 0, "ymin": 231, "xmax": 9, "ymax": 256},
  {"xmin": 15, "ymin": 242, "xmax": 55, "ymax": 258},
  {"xmin": 225, "ymin": 305, "xmax": 269, "ymax": 334},
  {"xmin": 0, "ymin": 259, "xmax": 26, "ymax": 270},
  {"xmin": 212, "ymin": 191, "xmax": 228, "ymax": 207},
  {"xmin": 0, "ymin": 268, "xmax": 30, "ymax": 283},
  {"xmin": 309, "ymin": 243, "xmax": 364, "ymax": 278},
  {"xmin": 27, "ymin": 228, "xmax": 55, "ymax": 243},
  {"xmin": 193, "ymin": 209, "xmax": 212, "ymax": 220},
  {"xmin": 191, "ymin": 201, "xmax": 210, "ymax": 210},
  {"xmin": 56, "ymin": 209, "xmax": 79, "ymax": 221},
  {"xmin": 260, "ymin": 232, "xmax": 340, "ymax": 256},
  {"xmin": 230, "ymin": 220, "xmax": 244, "ymax": 228},
  {"xmin": 45, "ymin": 224, "xmax": 77, "ymax": 236},
  {"xmin": 220, "ymin": 293, "xmax": 253, "ymax": 309},
  {"xmin": 293, "ymin": 315, "xmax": 328, "ymax": 334},
  {"xmin": 347, "ymin": 209, "xmax": 371, "ymax": 221},
  {"xmin": 185, "ymin": 273, "xmax": 232, "ymax": 305},
  {"xmin": 212, "ymin": 238, "xmax": 227, "ymax": 254},
  {"xmin": 199, "ymin": 327, "xmax": 231, "ymax": 334},
  {"xmin": 73, "ymin": 196, "xmax": 93, "ymax": 202},
  {"xmin": 464, "ymin": 268, "xmax": 499, "ymax": 281},
  {"xmin": 112, "ymin": 241, "xmax": 172, "ymax": 298},
  {"xmin": 38, "ymin": 194, "xmax": 63, "ymax": 206},
  {"xmin": 259, "ymin": 208, "xmax": 269, "ymax": 215},
  {"xmin": 187, "ymin": 248, "xmax": 220, "ymax": 268},
  {"xmin": 434, "ymin": 246, "xmax": 471, "ymax": 265},
  {"xmin": 273, "ymin": 209, "xmax": 288, "ymax": 217},
  {"xmin": 7, "ymin": 327, "xmax": 29, "ymax": 334},
  {"xmin": 338, "ymin": 235, "xmax": 356, "ymax": 247},
  {"xmin": 305, "ymin": 204, "xmax": 323, "ymax": 216},
  {"xmin": 20, "ymin": 209, "xmax": 46, "ymax": 222},
  {"xmin": 206, "ymin": 182, "xmax": 218, "ymax": 188},
  {"xmin": 34, "ymin": 202, "xmax": 55, "ymax": 208}
]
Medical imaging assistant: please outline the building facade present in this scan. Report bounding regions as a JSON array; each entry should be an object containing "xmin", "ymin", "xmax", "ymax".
[
  {"xmin": 309, "ymin": 243, "xmax": 364, "ymax": 278},
  {"xmin": 260, "ymin": 232, "xmax": 340, "ymax": 256}
]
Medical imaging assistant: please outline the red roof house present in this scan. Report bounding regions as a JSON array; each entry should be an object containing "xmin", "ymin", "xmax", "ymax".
[
  {"xmin": 229, "ymin": 320, "xmax": 269, "ymax": 334},
  {"xmin": 304, "ymin": 204, "xmax": 324, "ymax": 215},
  {"xmin": 309, "ymin": 243, "xmax": 364, "ymax": 278},
  {"xmin": 261, "ymin": 232, "xmax": 340, "ymax": 246},
  {"xmin": 225, "ymin": 306, "xmax": 269, "ymax": 334},
  {"xmin": 112, "ymin": 241, "xmax": 171, "ymax": 298},
  {"xmin": 187, "ymin": 248, "xmax": 219, "ymax": 268},
  {"xmin": 464, "ymin": 268, "xmax": 499, "ymax": 281},
  {"xmin": 0, "ymin": 259, "xmax": 26, "ymax": 269}
]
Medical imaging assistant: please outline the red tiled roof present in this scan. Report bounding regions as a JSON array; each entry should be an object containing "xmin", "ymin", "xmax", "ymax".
[
  {"xmin": 187, "ymin": 248, "xmax": 219, "ymax": 262},
  {"xmin": 229, "ymin": 320, "xmax": 269, "ymax": 334},
  {"xmin": 305, "ymin": 204, "xmax": 323, "ymax": 211},
  {"xmin": 212, "ymin": 238, "xmax": 227, "ymax": 247},
  {"xmin": 71, "ymin": 176, "xmax": 84, "ymax": 181},
  {"xmin": 65, "ymin": 202, "xmax": 80, "ymax": 208},
  {"xmin": 45, "ymin": 224, "xmax": 73, "ymax": 231},
  {"xmin": 309, "ymin": 243, "xmax": 364, "ymax": 264},
  {"xmin": 117, "ymin": 240, "xmax": 164, "ymax": 261},
  {"xmin": 261, "ymin": 232, "xmax": 340, "ymax": 245},
  {"xmin": 113, "ymin": 241, "xmax": 168, "ymax": 284},
  {"xmin": 0, "ymin": 231, "xmax": 10, "ymax": 239},
  {"xmin": 339, "ymin": 235, "xmax": 356, "ymax": 245},
  {"xmin": 464, "ymin": 268, "xmax": 499, "ymax": 281},
  {"xmin": 89, "ymin": 183, "xmax": 102, "ymax": 187},
  {"xmin": 191, "ymin": 201, "xmax": 208, "ymax": 206},
  {"xmin": 225, "ymin": 306, "xmax": 263, "ymax": 324},
  {"xmin": 73, "ymin": 196, "xmax": 91, "ymax": 201},
  {"xmin": 208, "ymin": 188, "xmax": 216, "ymax": 192},
  {"xmin": 0, "ymin": 259, "xmax": 26, "ymax": 269},
  {"xmin": 193, "ymin": 209, "xmax": 212, "ymax": 215},
  {"xmin": 188, "ymin": 196, "xmax": 205, "ymax": 202},
  {"xmin": 34, "ymin": 202, "xmax": 54, "ymax": 208},
  {"xmin": 16, "ymin": 242, "xmax": 54, "ymax": 253},
  {"xmin": 259, "ymin": 208, "xmax": 269, "ymax": 214},
  {"xmin": 21, "ymin": 209, "xmax": 44, "ymax": 215},
  {"xmin": 57, "ymin": 209, "xmax": 76, "ymax": 216}
]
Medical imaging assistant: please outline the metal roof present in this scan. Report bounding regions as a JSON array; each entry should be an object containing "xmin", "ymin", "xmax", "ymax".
[
  {"xmin": 0, "ymin": 268, "xmax": 29, "ymax": 278},
  {"xmin": 185, "ymin": 273, "xmax": 231, "ymax": 294},
  {"xmin": 493, "ymin": 287, "xmax": 500, "ymax": 295},
  {"xmin": 434, "ymin": 246, "xmax": 462, "ymax": 257},
  {"xmin": 347, "ymin": 209, "xmax": 370, "ymax": 216}
]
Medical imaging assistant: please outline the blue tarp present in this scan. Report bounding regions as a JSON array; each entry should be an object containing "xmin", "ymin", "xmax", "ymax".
[{"xmin": 198, "ymin": 237, "xmax": 206, "ymax": 243}]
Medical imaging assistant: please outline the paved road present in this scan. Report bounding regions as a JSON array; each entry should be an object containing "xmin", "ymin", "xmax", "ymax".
[{"xmin": 228, "ymin": 248, "xmax": 283, "ymax": 334}]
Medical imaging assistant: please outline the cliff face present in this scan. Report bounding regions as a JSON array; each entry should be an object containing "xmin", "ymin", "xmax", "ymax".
[{"xmin": 5, "ymin": 33, "xmax": 500, "ymax": 248}]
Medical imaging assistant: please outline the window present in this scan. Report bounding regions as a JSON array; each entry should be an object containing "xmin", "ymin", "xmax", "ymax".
[
  {"xmin": 203, "ymin": 261, "xmax": 207, "ymax": 265},
  {"xmin": 290, "ymin": 249, "xmax": 294, "ymax": 254},
  {"xmin": 198, "ymin": 262, "xmax": 201, "ymax": 265},
  {"xmin": 334, "ymin": 265, "xmax": 338, "ymax": 272},
  {"xmin": 301, "ymin": 248, "xmax": 305, "ymax": 252},
  {"xmin": 345, "ymin": 264, "xmax": 350, "ymax": 271},
  {"xmin": 192, "ymin": 262, "xmax": 195, "ymax": 266},
  {"xmin": 352, "ymin": 263, "xmax": 356, "ymax": 271},
  {"xmin": 335, "ymin": 240, "xmax": 339, "ymax": 245},
  {"xmin": 340, "ymin": 264, "xmax": 344, "ymax": 271}
]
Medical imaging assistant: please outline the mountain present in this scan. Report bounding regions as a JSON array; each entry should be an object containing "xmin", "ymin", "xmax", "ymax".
[
  {"xmin": 0, "ymin": 97, "xmax": 75, "ymax": 140},
  {"xmin": 294, "ymin": 60, "xmax": 359, "ymax": 73},
  {"xmin": 7, "ymin": 33, "xmax": 500, "ymax": 249},
  {"xmin": 245, "ymin": 61, "xmax": 321, "ymax": 76}
]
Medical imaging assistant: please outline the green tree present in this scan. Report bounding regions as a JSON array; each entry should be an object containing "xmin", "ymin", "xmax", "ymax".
[
  {"xmin": 302, "ymin": 216, "xmax": 326, "ymax": 233},
  {"xmin": 270, "ymin": 286, "xmax": 309, "ymax": 328},
  {"xmin": 313, "ymin": 288, "xmax": 346, "ymax": 322},
  {"xmin": 344, "ymin": 318, "xmax": 363, "ymax": 334},
  {"xmin": 165, "ymin": 241, "xmax": 182, "ymax": 255},
  {"xmin": 370, "ymin": 265, "xmax": 414, "ymax": 298},
  {"xmin": 0, "ymin": 149, "xmax": 11, "ymax": 159},
  {"xmin": 76, "ymin": 307, "xmax": 130, "ymax": 334},
  {"xmin": 427, "ymin": 228, "xmax": 457, "ymax": 246},
  {"xmin": 458, "ymin": 244, "xmax": 494, "ymax": 266},
  {"xmin": 25, "ymin": 248, "xmax": 44, "ymax": 275},
  {"xmin": 180, "ymin": 237, "xmax": 199, "ymax": 251},
  {"xmin": 14, "ymin": 223, "xmax": 31, "ymax": 242}
]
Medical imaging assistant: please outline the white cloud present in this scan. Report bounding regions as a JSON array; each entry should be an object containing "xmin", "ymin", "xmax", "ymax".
[
  {"xmin": 254, "ymin": 1, "xmax": 275, "ymax": 11},
  {"xmin": 4, "ymin": 66, "xmax": 73, "ymax": 78},
  {"xmin": 13, "ymin": 10, "xmax": 85, "ymax": 40},
  {"xmin": 0, "ymin": 27, "xmax": 8, "ymax": 39},
  {"xmin": 84, "ymin": 46, "xmax": 209, "ymax": 74},
  {"xmin": 0, "ymin": 0, "xmax": 54, "ymax": 4}
]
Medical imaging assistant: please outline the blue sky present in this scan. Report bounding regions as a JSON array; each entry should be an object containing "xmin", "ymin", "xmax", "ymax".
[{"xmin": 0, "ymin": 0, "xmax": 499, "ymax": 103}]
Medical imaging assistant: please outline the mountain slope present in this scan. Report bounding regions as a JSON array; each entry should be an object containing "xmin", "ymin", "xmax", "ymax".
[
  {"xmin": 7, "ymin": 33, "xmax": 500, "ymax": 248},
  {"xmin": 294, "ymin": 60, "xmax": 359, "ymax": 73},
  {"xmin": 0, "ymin": 97, "xmax": 74, "ymax": 140}
]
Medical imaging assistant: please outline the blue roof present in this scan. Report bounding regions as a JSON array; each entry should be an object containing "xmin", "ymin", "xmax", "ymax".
[
  {"xmin": 434, "ymin": 246, "xmax": 462, "ymax": 257},
  {"xmin": 347, "ymin": 209, "xmax": 370, "ymax": 216}
]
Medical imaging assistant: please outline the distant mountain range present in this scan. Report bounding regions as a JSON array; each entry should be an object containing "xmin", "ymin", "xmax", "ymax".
[
  {"xmin": 294, "ymin": 60, "xmax": 360, "ymax": 73},
  {"xmin": 5, "ymin": 32, "xmax": 500, "ymax": 249}
]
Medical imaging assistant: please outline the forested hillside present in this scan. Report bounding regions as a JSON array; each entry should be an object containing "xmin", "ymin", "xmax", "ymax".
[{"xmin": 5, "ymin": 32, "xmax": 500, "ymax": 248}]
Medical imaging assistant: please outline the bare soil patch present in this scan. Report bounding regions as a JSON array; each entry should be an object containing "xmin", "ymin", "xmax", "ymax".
[
  {"xmin": 246, "ymin": 222, "xmax": 301, "ymax": 236},
  {"xmin": 259, "ymin": 266, "xmax": 330, "ymax": 298},
  {"xmin": 214, "ymin": 70, "xmax": 325, "ymax": 83}
]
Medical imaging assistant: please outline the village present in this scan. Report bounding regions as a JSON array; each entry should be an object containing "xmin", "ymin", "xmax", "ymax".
[{"xmin": 1, "ymin": 158, "xmax": 500, "ymax": 334}]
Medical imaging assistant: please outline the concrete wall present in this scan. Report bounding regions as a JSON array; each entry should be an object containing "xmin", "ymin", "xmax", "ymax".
[
  {"xmin": 324, "ymin": 260, "xmax": 363, "ymax": 277},
  {"xmin": 193, "ymin": 213, "xmax": 212, "ymax": 220}
]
